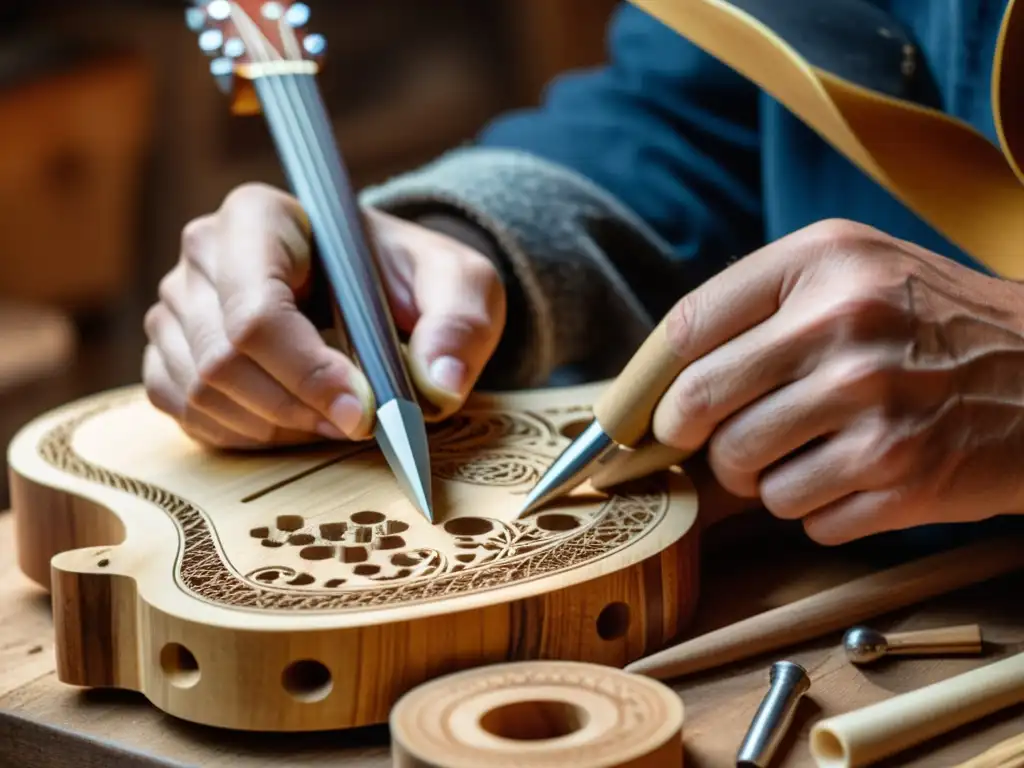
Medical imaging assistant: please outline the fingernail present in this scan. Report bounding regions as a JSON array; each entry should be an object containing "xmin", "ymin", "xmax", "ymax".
[
  {"xmin": 329, "ymin": 393, "xmax": 366, "ymax": 437},
  {"xmin": 429, "ymin": 356, "xmax": 467, "ymax": 395},
  {"xmin": 316, "ymin": 421, "xmax": 345, "ymax": 440}
]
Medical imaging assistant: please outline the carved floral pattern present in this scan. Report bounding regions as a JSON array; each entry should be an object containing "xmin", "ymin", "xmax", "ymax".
[{"xmin": 37, "ymin": 393, "xmax": 670, "ymax": 613}]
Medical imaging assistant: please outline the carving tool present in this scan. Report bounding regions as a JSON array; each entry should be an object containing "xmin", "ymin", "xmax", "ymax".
[
  {"xmin": 518, "ymin": 314, "xmax": 688, "ymax": 517},
  {"xmin": 736, "ymin": 661, "xmax": 810, "ymax": 768},
  {"xmin": 842, "ymin": 624, "xmax": 984, "ymax": 665},
  {"xmin": 184, "ymin": 1, "xmax": 434, "ymax": 522},
  {"xmin": 809, "ymin": 650, "xmax": 1024, "ymax": 768},
  {"xmin": 624, "ymin": 535, "xmax": 1022, "ymax": 681}
]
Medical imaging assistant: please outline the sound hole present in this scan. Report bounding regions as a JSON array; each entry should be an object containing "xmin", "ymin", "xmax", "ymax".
[{"xmin": 479, "ymin": 699, "xmax": 590, "ymax": 741}]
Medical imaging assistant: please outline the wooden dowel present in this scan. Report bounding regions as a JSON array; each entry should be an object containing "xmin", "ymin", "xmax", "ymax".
[
  {"xmin": 809, "ymin": 651, "xmax": 1024, "ymax": 767},
  {"xmin": 883, "ymin": 624, "xmax": 983, "ymax": 655},
  {"xmin": 626, "ymin": 536, "xmax": 1022, "ymax": 681}
]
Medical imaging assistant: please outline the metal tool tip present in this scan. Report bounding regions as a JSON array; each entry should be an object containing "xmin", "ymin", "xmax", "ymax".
[
  {"xmin": 375, "ymin": 398, "xmax": 434, "ymax": 522},
  {"xmin": 514, "ymin": 420, "xmax": 616, "ymax": 520}
]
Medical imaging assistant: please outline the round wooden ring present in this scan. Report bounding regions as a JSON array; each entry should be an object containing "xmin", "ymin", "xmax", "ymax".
[{"xmin": 390, "ymin": 660, "xmax": 685, "ymax": 767}]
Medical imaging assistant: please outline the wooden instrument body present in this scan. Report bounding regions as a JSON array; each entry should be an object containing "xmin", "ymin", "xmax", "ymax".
[{"xmin": 8, "ymin": 382, "xmax": 700, "ymax": 732}]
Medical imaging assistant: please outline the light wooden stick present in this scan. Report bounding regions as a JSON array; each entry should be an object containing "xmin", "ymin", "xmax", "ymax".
[
  {"xmin": 953, "ymin": 732, "xmax": 1024, "ymax": 768},
  {"xmin": 843, "ymin": 624, "xmax": 983, "ymax": 665},
  {"xmin": 626, "ymin": 536, "xmax": 1022, "ymax": 680},
  {"xmin": 809, "ymin": 651, "xmax": 1024, "ymax": 767},
  {"xmin": 885, "ymin": 624, "xmax": 982, "ymax": 654}
]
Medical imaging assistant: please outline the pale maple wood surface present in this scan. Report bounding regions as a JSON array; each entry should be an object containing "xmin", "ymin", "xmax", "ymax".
[{"xmin": 3, "ymin": 507, "xmax": 1023, "ymax": 767}]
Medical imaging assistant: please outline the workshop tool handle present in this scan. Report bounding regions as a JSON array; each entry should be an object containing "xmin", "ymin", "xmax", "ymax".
[
  {"xmin": 625, "ymin": 535, "xmax": 1023, "ymax": 681},
  {"xmin": 810, "ymin": 651, "xmax": 1024, "ymax": 767},
  {"xmin": 882, "ymin": 624, "xmax": 984, "ymax": 656}
]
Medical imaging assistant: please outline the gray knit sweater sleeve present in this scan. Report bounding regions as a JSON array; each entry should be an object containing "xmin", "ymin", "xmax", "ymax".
[{"xmin": 359, "ymin": 146, "xmax": 681, "ymax": 389}]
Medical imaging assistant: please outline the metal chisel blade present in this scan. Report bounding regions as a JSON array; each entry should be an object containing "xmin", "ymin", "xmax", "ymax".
[{"xmin": 375, "ymin": 398, "xmax": 434, "ymax": 522}]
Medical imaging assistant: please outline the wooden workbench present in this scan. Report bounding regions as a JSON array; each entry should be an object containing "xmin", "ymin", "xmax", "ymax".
[{"xmin": 2, "ymin": 507, "xmax": 1022, "ymax": 767}]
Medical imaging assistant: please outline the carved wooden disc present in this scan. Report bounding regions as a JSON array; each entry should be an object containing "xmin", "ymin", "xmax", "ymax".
[
  {"xmin": 9, "ymin": 382, "xmax": 700, "ymax": 732},
  {"xmin": 390, "ymin": 660, "xmax": 685, "ymax": 767}
]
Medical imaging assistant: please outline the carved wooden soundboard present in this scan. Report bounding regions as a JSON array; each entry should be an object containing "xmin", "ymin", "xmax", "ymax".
[{"xmin": 8, "ymin": 381, "xmax": 700, "ymax": 732}]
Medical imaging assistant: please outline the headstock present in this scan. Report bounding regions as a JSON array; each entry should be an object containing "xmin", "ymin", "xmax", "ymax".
[{"xmin": 185, "ymin": 1, "xmax": 327, "ymax": 115}]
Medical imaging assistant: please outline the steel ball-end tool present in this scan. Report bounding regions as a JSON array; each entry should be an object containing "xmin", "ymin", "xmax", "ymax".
[
  {"xmin": 185, "ymin": 1, "xmax": 434, "ymax": 522},
  {"xmin": 517, "ymin": 314, "xmax": 693, "ymax": 518}
]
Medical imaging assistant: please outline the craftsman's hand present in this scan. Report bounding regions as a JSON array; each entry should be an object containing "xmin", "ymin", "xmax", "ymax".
[
  {"xmin": 143, "ymin": 183, "xmax": 506, "ymax": 449},
  {"xmin": 651, "ymin": 219, "xmax": 1024, "ymax": 545}
]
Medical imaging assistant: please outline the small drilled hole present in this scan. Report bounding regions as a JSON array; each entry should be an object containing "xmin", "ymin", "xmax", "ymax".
[
  {"xmin": 351, "ymin": 510, "xmax": 385, "ymax": 525},
  {"xmin": 444, "ymin": 517, "xmax": 494, "ymax": 536},
  {"xmin": 97, "ymin": 559, "xmax": 110, "ymax": 568},
  {"xmin": 376, "ymin": 535, "xmax": 406, "ymax": 550},
  {"xmin": 320, "ymin": 522, "xmax": 348, "ymax": 541},
  {"xmin": 353, "ymin": 564, "xmax": 380, "ymax": 576},
  {"xmin": 479, "ymin": 699, "xmax": 589, "ymax": 741},
  {"xmin": 536, "ymin": 514, "xmax": 580, "ymax": 532},
  {"xmin": 282, "ymin": 660, "xmax": 332, "ymax": 703},
  {"xmin": 256, "ymin": 570, "xmax": 280, "ymax": 582},
  {"xmin": 341, "ymin": 546, "xmax": 368, "ymax": 563},
  {"xmin": 288, "ymin": 533, "xmax": 315, "ymax": 546},
  {"xmin": 276, "ymin": 515, "xmax": 304, "ymax": 532},
  {"xmin": 250, "ymin": 526, "xmax": 270, "ymax": 539},
  {"xmin": 596, "ymin": 602, "xmax": 630, "ymax": 641},
  {"xmin": 386, "ymin": 520, "xmax": 409, "ymax": 534},
  {"xmin": 300, "ymin": 546, "xmax": 335, "ymax": 561},
  {"xmin": 160, "ymin": 643, "xmax": 200, "ymax": 689}
]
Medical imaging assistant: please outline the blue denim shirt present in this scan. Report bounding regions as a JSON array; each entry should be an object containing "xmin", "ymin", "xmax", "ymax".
[
  {"xmin": 466, "ymin": 0, "xmax": 1020, "ymax": 550},
  {"xmin": 479, "ymin": 0, "xmax": 1012, "ymax": 280}
]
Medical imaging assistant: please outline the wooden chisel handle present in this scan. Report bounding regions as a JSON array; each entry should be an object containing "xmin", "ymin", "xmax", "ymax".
[
  {"xmin": 883, "ymin": 624, "xmax": 983, "ymax": 655},
  {"xmin": 593, "ymin": 315, "xmax": 685, "ymax": 447}
]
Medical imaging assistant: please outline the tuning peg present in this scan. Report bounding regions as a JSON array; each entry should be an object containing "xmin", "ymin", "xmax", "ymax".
[
  {"xmin": 261, "ymin": 2, "xmax": 285, "ymax": 20},
  {"xmin": 185, "ymin": 6, "xmax": 207, "ymax": 32},
  {"xmin": 206, "ymin": 0, "xmax": 232, "ymax": 22},
  {"xmin": 198, "ymin": 28, "xmax": 224, "ymax": 56},
  {"xmin": 223, "ymin": 37, "xmax": 246, "ymax": 58},
  {"xmin": 285, "ymin": 3, "xmax": 311, "ymax": 28},
  {"xmin": 302, "ymin": 33, "xmax": 326, "ymax": 57},
  {"xmin": 210, "ymin": 57, "xmax": 234, "ymax": 94}
]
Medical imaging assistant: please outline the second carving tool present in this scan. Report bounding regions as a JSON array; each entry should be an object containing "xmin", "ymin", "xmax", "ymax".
[{"xmin": 518, "ymin": 313, "xmax": 687, "ymax": 516}]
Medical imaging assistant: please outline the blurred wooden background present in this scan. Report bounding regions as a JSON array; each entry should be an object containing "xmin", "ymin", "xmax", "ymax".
[{"xmin": 0, "ymin": 0, "xmax": 620, "ymax": 507}]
